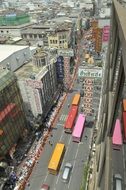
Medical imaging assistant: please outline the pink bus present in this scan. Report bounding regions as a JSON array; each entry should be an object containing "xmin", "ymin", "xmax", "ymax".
[
  {"xmin": 72, "ymin": 114, "xmax": 86, "ymax": 142},
  {"xmin": 112, "ymin": 119, "xmax": 122, "ymax": 150}
]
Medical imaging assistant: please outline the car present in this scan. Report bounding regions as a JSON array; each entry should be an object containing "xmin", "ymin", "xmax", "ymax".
[
  {"xmin": 113, "ymin": 174, "xmax": 123, "ymax": 190},
  {"xmin": 62, "ymin": 163, "xmax": 72, "ymax": 183},
  {"xmin": 41, "ymin": 184, "xmax": 50, "ymax": 190}
]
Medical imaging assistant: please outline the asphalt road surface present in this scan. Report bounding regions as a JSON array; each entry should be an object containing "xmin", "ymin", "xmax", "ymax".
[{"xmin": 25, "ymin": 80, "xmax": 93, "ymax": 190}]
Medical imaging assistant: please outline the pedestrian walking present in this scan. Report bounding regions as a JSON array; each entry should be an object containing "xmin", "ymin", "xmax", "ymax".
[
  {"xmin": 49, "ymin": 140, "xmax": 51, "ymax": 145},
  {"xmin": 49, "ymin": 140, "xmax": 53, "ymax": 146},
  {"xmin": 85, "ymin": 135, "xmax": 88, "ymax": 140}
]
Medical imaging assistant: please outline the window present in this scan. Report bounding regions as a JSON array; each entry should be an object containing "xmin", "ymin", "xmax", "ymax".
[
  {"xmin": 50, "ymin": 40, "xmax": 52, "ymax": 44},
  {"xmin": 34, "ymin": 34, "xmax": 37, "ymax": 38},
  {"xmin": 1, "ymin": 30, "xmax": 3, "ymax": 33}
]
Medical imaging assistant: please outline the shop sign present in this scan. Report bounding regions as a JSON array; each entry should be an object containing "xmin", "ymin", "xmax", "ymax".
[
  {"xmin": 58, "ymin": 49, "xmax": 74, "ymax": 57},
  {"xmin": 79, "ymin": 68, "xmax": 102, "ymax": 78},
  {"xmin": 56, "ymin": 56, "xmax": 64, "ymax": 79},
  {"xmin": 33, "ymin": 89, "xmax": 43, "ymax": 114}
]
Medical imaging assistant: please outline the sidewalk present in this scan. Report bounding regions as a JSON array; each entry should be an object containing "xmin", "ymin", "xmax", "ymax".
[{"xmin": 14, "ymin": 93, "xmax": 67, "ymax": 190}]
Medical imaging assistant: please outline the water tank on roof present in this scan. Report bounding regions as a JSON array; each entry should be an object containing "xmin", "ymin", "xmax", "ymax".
[{"xmin": 29, "ymin": 74, "xmax": 35, "ymax": 79}]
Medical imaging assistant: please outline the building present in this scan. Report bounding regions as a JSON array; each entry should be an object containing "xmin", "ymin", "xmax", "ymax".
[
  {"xmin": 21, "ymin": 24, "xmax": 55, "ymax": 46},
  {"xmin": 0, "ymin": 9, "xmax": 32, "ymax": 37},
  {"xmin": 89, "ymin": 0, "xmax": 126, "ymax": 189},
  {"xmin": 48, "ymin": 27, "xmax": 71, "ymax": 49},
  {"xmin": 78, "ymin": 65, "xmax": 102, "ymax": 119},
  {"xmin": 15, "ymin": 48, "xmax": 58, "ymax": 124},
  {"xmin": 56, "ymin": 48, "xmax": 75, "ymax": 89},
  {"xmin": 0, "ymin": 45, "xmax": 32, "ymax": 71},
  {"xmin": 0, "ymin": 9, "xmax": 30, "ymax": 26},
  {"xmin": 0, "ymin": 70, "xmax": 27, "ymax": 160}
]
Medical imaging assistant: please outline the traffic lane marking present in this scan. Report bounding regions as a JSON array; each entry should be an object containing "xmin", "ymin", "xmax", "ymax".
[
  {"xmin": 59, "ymin": 130, "xmax": 64, "ymax": 142},
  {"xmin": 44, "ymin": 172, "xmax": 48, "ymax": 182},
  {"xmin": 75, "ymin": 144, "xmax": 79, "ymax": 159},
  {"xmin": 68, "ymin": 144, "xmax": 79, "ymax": 188},
  {"xmin": 56, "ymin": 172, "xmax": 60, "ymax": 184}
]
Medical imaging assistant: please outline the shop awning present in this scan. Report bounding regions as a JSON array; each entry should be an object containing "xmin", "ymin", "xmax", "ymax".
[
  {"xmin": 85, "ymin": 54, "xmax": 90, "ymax": 59},
  {"xmin": 88, "ymin": 56, "xmax": 94, "ymax": 64}
]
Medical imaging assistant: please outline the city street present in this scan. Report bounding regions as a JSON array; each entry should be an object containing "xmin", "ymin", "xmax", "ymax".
[{"xmin": 25, "ymin": 78, "xmax": 93, "ymax": 190}]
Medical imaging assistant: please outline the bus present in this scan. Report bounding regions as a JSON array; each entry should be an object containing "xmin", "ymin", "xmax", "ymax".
[
  {"xmin": 72, "ymin": 94, "xmax": 81, "ymax": 106},
  {"xmin": 72, "ymin": 114, "xmax": 86, "ymax": 142},
  {"xmin": 64, "ymin": 105, "xmax": 78, "ymax": 133},
  {"xmin": 122, "ymin": 99, "xmax": 126, "ymax": 112},
  {"xmin": 48, "ymin": 143, "xmax": 65, "ymax": 175},
  {"xmin": 112, "ymin": 119, "xmax": 122, "ymax": 150},
  {"xmin": 122, "ymin": 112, "xmax": 126, "ymax": 143}
]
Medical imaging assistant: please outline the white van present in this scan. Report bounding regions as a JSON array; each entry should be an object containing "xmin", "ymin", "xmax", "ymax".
[
  {"xmin": 61, "ymin": 163, "xmax": 72, "ymax": 183},
  {"xmin": 113, "ymin": 174, "xmax": 123, "ymax": 190}
]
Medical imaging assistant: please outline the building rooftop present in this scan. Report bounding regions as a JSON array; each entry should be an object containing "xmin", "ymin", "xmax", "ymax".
[
  {"xmin": 0, "ymin": 22, "xmax": 33, "ymax": 29},
  {"xmin": 21, "ymin": 28, "xmax": 53, "ymax": 34},
  {"xmin": 15, "ymin": 60, "xmax": 41, "ymax": 79},
  {"xmin": 0, "ymin": 69, "xmax": 16, "ymax": 91},
  {"xmin": 0, "ymin": 45, "xmax": 28, "ymax": 63},
  {"xmin": 48, "ymin": 17, "xmax": 72, "ymax": 24}
]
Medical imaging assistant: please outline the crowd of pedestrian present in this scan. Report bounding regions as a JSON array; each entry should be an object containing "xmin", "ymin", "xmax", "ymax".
[{"xmin": 13, "ymin": 92, "xmax": 67, "ymax": 189}]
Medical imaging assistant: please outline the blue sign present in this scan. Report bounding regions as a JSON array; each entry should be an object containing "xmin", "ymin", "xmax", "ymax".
[{"xmin": 56, "ymin": 56, "xmax": 64, "ymax": 81}]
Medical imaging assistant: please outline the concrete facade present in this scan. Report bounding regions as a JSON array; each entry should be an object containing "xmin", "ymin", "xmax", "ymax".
[
  {"xmin": 89, "ymin": 1, "xmax": 126, "ymax": 189},
  {"xmin": 15, "ymin": 49, "xmax": 58, "ymax": 121},
  {"xmin": 0, "ymin": 45, "xmax": 32, "ymax": 71}
]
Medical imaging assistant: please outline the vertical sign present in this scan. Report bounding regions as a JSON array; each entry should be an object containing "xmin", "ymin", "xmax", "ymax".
[
  {"xmin": 102, "ymin": 25, "xmax": 110, "ymax": 42},
  {"xmin": 56, "ymin": 56, "xmax": 64, "ymax": 81},
  {"xmin": 33, "ymin": 89, "xmax": 42, "ymax": 114}
]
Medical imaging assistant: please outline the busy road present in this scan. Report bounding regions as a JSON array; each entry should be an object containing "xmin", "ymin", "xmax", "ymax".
[{"xmin": 25, "ymin": 76, "xmax": 93, "ymax": 190}]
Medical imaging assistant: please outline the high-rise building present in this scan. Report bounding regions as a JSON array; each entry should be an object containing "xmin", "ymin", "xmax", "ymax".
[
  {"xmin": 15, "ymin": 49, "xmax": 58, "ymax": 122},
  {"xmin": 0, "ymin": 70, "xmax": 27, "ymax": 161},
  {"xmin": 88, "ymin": 1, "xmax": 126, "ymax": 189}
]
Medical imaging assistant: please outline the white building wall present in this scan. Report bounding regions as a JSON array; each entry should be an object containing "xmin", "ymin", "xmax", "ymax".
[
  {"xmin": 0, "ymin": 47, "xmax": 31, "ymax": 71},
  {"xmin": 0, "ymin": 28, "xmax": 21, "ymax": 37},
  {"xmin": 18, "ymin": 80, "xmax": 43, "ymax": 118}
]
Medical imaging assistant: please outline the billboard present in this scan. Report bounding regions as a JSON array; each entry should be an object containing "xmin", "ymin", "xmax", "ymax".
[
  {"xmin": 58, "ymin": 49, "xmax": 74, "ymax": 57},
  {"xmin": 78, "ymin": 68, "xmax": 102, "ymax": 78},
  {"xmin": 56, "ymin": 56, "xmax": 64, "ymax": 80},
  {"xmin": 102, "ymin": 25, "xmax": 110, "ymax": 42}
]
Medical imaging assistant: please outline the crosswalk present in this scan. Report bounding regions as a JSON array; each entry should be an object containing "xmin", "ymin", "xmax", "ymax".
[{"xmin": 59, "ymin": 114, "xmax": 68, "ymax": 121}]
